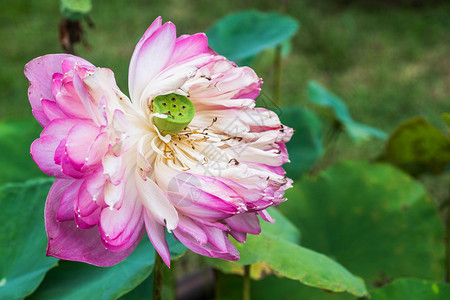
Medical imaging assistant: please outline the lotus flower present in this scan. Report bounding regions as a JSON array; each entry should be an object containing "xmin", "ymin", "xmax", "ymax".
[{"xmin": 25, "ymin": 17, "xmax": 293, "ymax": 267}]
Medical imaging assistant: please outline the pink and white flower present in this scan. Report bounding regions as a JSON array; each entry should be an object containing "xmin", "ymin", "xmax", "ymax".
[{"xmin": 26, "ymin": 17, "xmax": 293, "ymax": 267}]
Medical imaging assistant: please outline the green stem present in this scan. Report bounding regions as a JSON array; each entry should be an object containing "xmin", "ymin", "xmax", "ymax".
[
  {"xmin": 153, "ymin": 252, "xmax": 164, "ymax": 300},
  {"xmin": 243, "ymin": 265, "xmax": 251, "ymax": 300},
  {"xmin": 446, "ymin": 198, "xmax": 450, "ymax": 282},
  {"xmin": 214, "ymin": 268, "xmax": 221, "ymax": 299},
  {"xmin": 273, "ymin": 44, "xmax": 282, "ymax": 107}
]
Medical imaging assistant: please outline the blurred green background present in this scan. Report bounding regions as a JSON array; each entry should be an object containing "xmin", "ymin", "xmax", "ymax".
[{"xmin": 1, "ymin": 0, "xmax": 449, "ymax": 130}]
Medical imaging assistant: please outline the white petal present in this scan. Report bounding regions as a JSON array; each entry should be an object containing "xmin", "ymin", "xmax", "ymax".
[{"xmin": 135, "ymin": 170, "xmax": 178, "ymax": 230}]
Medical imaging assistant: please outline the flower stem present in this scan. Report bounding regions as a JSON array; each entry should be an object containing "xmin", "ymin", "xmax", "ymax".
[
  {"xmin": 273, "ymin": 44, "xmax": 282, "ymax": 107},
  {"xmin": 243, "ymin": 265, "xmax": 251, "ymax": 300},
  {"xmin": 153, "ymin": 252, "xmax": 164, "ymax": 300},
  {"xmin": 446, "ymin": 196, "xmax": 450, "ymax": 282}
]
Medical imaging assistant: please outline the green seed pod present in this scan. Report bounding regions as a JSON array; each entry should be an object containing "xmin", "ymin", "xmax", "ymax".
[
  {"xmin": 152, "ymin": 93, "xmax": 195, "ymax": 135},
  {"xmin": 60, "ymin": 0, "xmax": 92, "ymax": 21}
]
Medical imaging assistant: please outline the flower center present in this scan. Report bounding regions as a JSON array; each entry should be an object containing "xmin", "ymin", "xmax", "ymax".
[{"xmin": 151, "ymin": 93, "xmax": 195, "ymax": 135}]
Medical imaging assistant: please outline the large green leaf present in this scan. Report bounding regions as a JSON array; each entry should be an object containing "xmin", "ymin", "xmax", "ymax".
[
  {"xmin": 215, "ymin": 272, "xmax": 356, "ymax": 300},
  {"xmin": 119, "ymin": 273, "xmax": 154, "ymax": 300},
  {"xmin": 442, "ymin": 113, "xmax": 450, "ymax": 130},
  {"xmin": 277, "ymin": 106, "xmax": 324, "ymax": 180},
  {"xmin": 0, "ymin": 119, "xmax": 43, "ymax": 184},
  {"xmin": 205, "ymin": 207, "xmax": 301, "ymax": 281},
  {"xmin": 383, "ymin": 117, "xmax": 450, "ymax": 176},
  {"xmin": 280, "ymin": 161, "xmax": 444, "ymax": 292},
  {"xmin": 370, "ymin": 278, "xmax": 450, "ymax": 300},
  {"xmin": 206, "ymin": 10, "xmax": 299, "ymax": 64},
  {"xmin": 262, "ymin": 207, "xmax": 300, "ymax": 244},
  {"xmin": 30, "ymin": 234, "xmax": 186, "ymax": 300},
  {"xmin": 308, "ymin": 81, "xmax": 387, "ymax": 141},
  {"xmin": 0, "ymin": 179, "xmax": 58, "ymax": 300},
  {"xmin": 207, "ymin": 209, "xmax": 367, "ymax": 297}
]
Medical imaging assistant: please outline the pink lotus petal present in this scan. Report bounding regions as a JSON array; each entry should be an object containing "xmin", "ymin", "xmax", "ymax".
[
  {"xmin": 173, "ymin": 228, "xmax": 239, "ymax": 261},
  {"xmin": 202, "ymin": 225, "xmax": 228, "ymax": 252},
  {"xmin": 129, "ymin": 22, "xmax": 176, "ymax": 102},
  {"xmin": 169, "ymin": 192, "xmax": 235, "ymax": 220},
  {"xmin": 84, "ymin": 131, "xmax": 109, "ymax": 170},
  {"xmin": 74, "ymin": 206, "xmax": 100, "ymax": 229},
  {"xmin": 65, "ymin": 123, "xmax": 101, "ymax": 169},
  {"xmin": 257, "ymin": 209, "xmax": 275, "ymax": 223},
  {"xmin": 128, "ymin": 17, "xmax": 162, "ymax": 98},
  {"xmin": 40, "ymin": 118, "xmax": 80, "ymax": 138},
  {"xmin": 41, "ymin": 99, "xmax": 67, "ymax": 120},
  {"xmin": 72, "ymin": 70, "xmax": 98, "ymax": 123},
  {"xmin": 100, "ymin": 188, "xmax": 144, "ymax": 251},
  {"xmin": 54, "ymin": 83, "xmax": 90, "ymax": 119},
  {"xmin": 176, "ymin": 215, "xmax": 208, "ymax": 245},
  {"xmin": 167, "ymin": 33, "xmax": 209, "ymax": 66},
  {"xmin": 25, "ymin": 54, "xmax": 89, "ymax": 126},
  {"xmin": 229, "ymin": 230, "xmax": 247, "ymax": 243},
  {"xmin": 225, "ymin": 212, "xmax": 261, "ymax": 235},
  {"xmin": 31, "ymin": 136, "xmax": 67, "ymax": 178},
  {"xmin": 60, "ymin": 154, "xmax": 85, "ymax": 179},
  {"xmin": 76, "ymin": 179, "xmax": 100, "ymax": 217},
  {"xmin": 144, "ymin": 209, "xmax": 171, "ymax": 267},
  {"xmin": 85, "ymin": 168, "xmax": 107, "ymax": 202},
  {"xmin": 46, "ymin": 179, "xmax": 139, "ymax": 266},
  {"xmin": 56, "ymin": 179, "xmax": 81, "ymax": 222}
]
